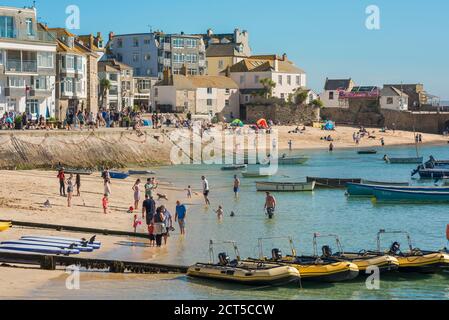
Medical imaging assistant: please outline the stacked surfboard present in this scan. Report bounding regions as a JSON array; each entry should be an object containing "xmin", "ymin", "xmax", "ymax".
[{"xmin": 0, "ymin": 235, "xmax": 101, "ymax": 256}]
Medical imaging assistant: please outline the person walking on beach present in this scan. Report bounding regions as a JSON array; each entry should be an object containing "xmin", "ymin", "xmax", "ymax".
[
  {"xmin": 153, "ymin": 206, "xmax": 165, "ymax": 247},
  {"xmin": 264, "ymin": 192, "xmax": 276, "ymax": 219},
  {"xmin": 104, "ymin": 178, "xmax": 111, "ymax": 197},
  {"xmin": 66, "ymin": 174, "xmax": 74, "ymax": 207},
  {"xmin": 216, "ymin": 205, "xmax": 224, "ymax": 220},
  {"xmin": 142, "ymin": 194, "xmax": 156, "ymax": 223},
  {"xmin": 161, "ymin": 205, "xmax": 173, "ymax": 245},
  {"xmin": 75, "ymin": 173, "xmax": 81, "ymax": 197},
  {"xmin": 175, "ymin": 201, "xmax": 187, "ymax": 235},
  {"xmin": 102, "ymin": 167, "xmax": 111, "ymax": 183},
  {"xmin": 145, "ymin": 178, "xmax": 157, "ymax": 198},
  {"xmin": 132, "ymin": 179, "xmax": 142, "ymax": 211},
  {"xmin": 202, "ymin": 176, "xmax": 211, "ymax": 206},
  {"xmin": 186, "ymin": 185, "xmax": 192, "ymax": 199},
  {"xmin": 57, "ymin": 168, "xmax": 66, "ymax": 197},
  {"xmin": 381, "ymin": 138, "xmax": 385, "ymax": 147},
  {"xmin": 233, "ymin": 175, "xmax": 241, "ymax": 198},
  {"xmin": 329, "ymin": 143, "xmax": 334, "ymax": 152}
]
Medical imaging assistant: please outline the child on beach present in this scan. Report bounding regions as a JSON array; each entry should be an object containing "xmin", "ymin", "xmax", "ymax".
[
  {"xmin": 102, "ymin": 194, "xmax": 109, "ymax": 214},
  {"xmin": 186, "ymin": 185, "xmax": 192, "ymax": 199},
  {"xmin": 216, "ymin": 206, "xmax": 224, "ymax": 220},
  {"xmin": 148, "ymin": 224, "xmax": 156, "ymax": 246},
  {"xmin": 133, "ymin": 215, "xmax": 142, "ymax": 233}
]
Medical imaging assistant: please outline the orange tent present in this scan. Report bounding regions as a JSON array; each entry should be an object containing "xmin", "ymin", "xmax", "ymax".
[{"xmin": 257, "ymin": 119, "xmax": 269, "ymax": 129}]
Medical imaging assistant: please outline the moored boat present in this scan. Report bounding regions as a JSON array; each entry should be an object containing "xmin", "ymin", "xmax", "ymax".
[
  {"xmin": 187, "ymin": 241, "xmax": 301, "ymax": 286},
  {"xmin": 256, "ymin": 181, "xmax": 316, "ymax": 192},
  {"xmin": 412, "ymin": 167, "xmax": 449, "ymax": 179},
  {"xmin": 312, "ymin": 233, "xmax": 399, "ymax": 274},
  {"xmin": 361, "ymin": 180, "xmax": 409, "ymax": 186},
  {"xmin": 278, "ymin": 156, "xmax": 309, "ymax": 165},
  {"xmin": 358, "ymin": 150, "xmax": 377, "ymax": 155},
  {"xmin": 128, "ymin": 170, "xmax": 156, "ymax": 176},
  {"xmin": 307, "ymin": 177, "xmax": 362, "ymax": 189},
  {"xmin": 245, "ymin": 237, "xmax": 360, "ymax": 283},
  {"xmin": 242, "ymin": 172, "xmax": 272, "ymax": 178},
  {"xmin": 384, "ymin": 156, "xmax": 423, "ymax": 164},
  {"xmin": 373, "ymin": 188, "xmax": 449, "ymax": 203},
  {"xmin": 221, "ymin": 165, "xmax": 247, "ymax": 171},
  {"xmin": 370, "ymin": 230, "xmax": 449, "ymax": 273},
  {"xmin": 347, "ymin": 183, "xmax": 449, "ymax": 197},
  {"xmin": 59, "ymin": 168, "xmax": 93, "ymax": 176},
  {"xmin": 109, "ymin": 171, "xmax": 130, "ymax": 180}
]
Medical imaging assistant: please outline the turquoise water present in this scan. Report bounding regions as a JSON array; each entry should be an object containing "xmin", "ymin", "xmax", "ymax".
[{"xmin": 32, "ymin": 144, "xmax": 449, "ymax": 300}]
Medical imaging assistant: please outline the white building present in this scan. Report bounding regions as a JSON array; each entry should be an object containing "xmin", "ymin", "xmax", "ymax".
[
  {"xmin": 380, "ymin": 86, "xmax": 409, "ymax": 111},
  {"xmin": 153, "ymin": 69, "xmax": 239, "ymax": 118},
  {"xmin": 224, "ymin": 54, "xmax": 306, "ymax": 103},
  {"xmin": 0, "ymin": 6, "xmax": 57, "ymax": 119},
  {"xmin": 320, "ymin": 78, "xmax": 355, "ymax": 108}
]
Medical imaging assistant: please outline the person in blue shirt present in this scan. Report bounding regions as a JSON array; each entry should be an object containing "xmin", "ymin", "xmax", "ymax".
[{"xmin": 175, "ymin": 201, "xmax": 187, "ymax": 235}]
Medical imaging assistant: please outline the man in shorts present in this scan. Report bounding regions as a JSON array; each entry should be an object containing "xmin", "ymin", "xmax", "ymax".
[
  {"xmin": 202, "ymin": 176, "xmax": 211, "ymax": 206},
  {"xmin": 264, "ymin": 192, "xmax": 277, "ymax": 219},
  {"xmin": 175, "ymin": 201, "xmax": 187, "ymax": 235},
  {"xmin": 233, "ymin": 175, "xmax": 241, "ymax": 198}
]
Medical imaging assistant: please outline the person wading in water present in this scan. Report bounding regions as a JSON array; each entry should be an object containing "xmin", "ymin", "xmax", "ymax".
[{"xmin": 264, "ymin": 192, "xmax": 277, "ymax": 219}]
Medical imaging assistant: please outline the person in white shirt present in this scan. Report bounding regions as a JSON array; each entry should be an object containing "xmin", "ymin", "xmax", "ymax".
[{"xmin": 201, "ymin": 176, "xmax": 211, "ymax": 206}]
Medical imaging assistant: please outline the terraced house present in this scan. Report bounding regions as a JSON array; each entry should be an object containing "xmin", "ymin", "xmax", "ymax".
[{"xmin": 0, "ymin": 5, "xmax": 57, "ymax": 118}]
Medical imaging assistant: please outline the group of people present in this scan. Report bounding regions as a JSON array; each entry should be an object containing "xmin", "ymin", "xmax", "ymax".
[
  {"xmin": 56, "ymin": 168, "xmax": 81, "ymax": 207},
  {"xmin": 0, "ymin": 111, "xmax": 50, "ymax": 130}
]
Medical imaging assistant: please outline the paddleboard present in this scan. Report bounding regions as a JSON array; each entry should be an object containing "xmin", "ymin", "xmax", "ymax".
[
  {"xmin": 21, "ymin": 235, "xmax": 101, "ymax": 247},
  {"xmin": 1, "ymin": 240, "xmax": 94, "ymax": 252},
  {"xmin": 0, "ymin": 244, "xmax": 79, "ymax": 255},
  {"xmin": 20, "ymin": 237, "xmax": 100, "ymax": 250}
]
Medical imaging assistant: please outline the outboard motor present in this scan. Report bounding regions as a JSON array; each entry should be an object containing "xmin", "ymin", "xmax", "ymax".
[
  {"xmin": 322, "ymin": 245, "xmax": 333, "ymax": 258},
  {"xmin": 271, "ymin": 248, "xmax": 283, "ymax": 260},
  {"xmin": 218, "ymin": 252, "xmax": 230, "ymax": 266},
  {"xmin": 389, "ymin": 242, "xmax": 401, "ymax": 255}
]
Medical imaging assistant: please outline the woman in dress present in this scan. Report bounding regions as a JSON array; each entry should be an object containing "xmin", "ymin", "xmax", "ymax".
[
  {"xmin": 104, "ymin": 178, "xmax": 112, "ymax": 197},
  {"xmin": 132, "ymin": 179, "xmax": 142, "ymax": 210}
]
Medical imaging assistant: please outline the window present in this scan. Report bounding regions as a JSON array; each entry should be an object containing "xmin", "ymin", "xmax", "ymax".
[
  {"xmin": 25, "ymin": 18, "xmax": 33, "ymax": 36},
  {"xmin": 188, "ymin": 68, "xmax": 197, "ymax": 75},
  {"xmin": 64, "ymin": 55, "xmax": 75, "ymax": 69},
  {"xmin": 144, "ymin": 54, "xmax": 151, "ymax": 61},
  {"xmin": 37, "ymin": 52, "xmax": 53, "ymax": 68},
  {"xmin": 296, "ymin": 76, "xmax": 300, "ymax": 86},
  {"xmin": 207, "ymin": 88, "xmax": 212, "ymax": 94},
  {"xmin": 75, "ymin": 56, "xmax": 83, "ymax": 71},
  {"xmin": 33, "ymin": 76, "xmax": 48, "ymax": 90},
  {"xmin": 0, "ymin": 16, "xmax": 15, "ymax": 38},
  {"xmin": 26, "ymin": 99, "xmax": 39, "ymax": 114},
  {"xmin": 144, "ymin": 38, "xmax": 151, "ymax": 45},
  {"xmin": 329, "ymin": 92, "xmax": 334, "ymax": 100},
  {"xmin": 185, "ymin": 54, "xmax": 198, "ymax": 63},
  {"xmin": 109, "ymin": 85, "xmax": 118, "ymax": 95},
  {"xmin": 117, "ymin": 39, "xmax": 123, "ymax": 48},
  {"xmin": 287, "ymin": 75, "xmax": 291, "ymax": 85},
  {"xmin": 133, "ymin": 38, "xmax": 139, "ymax": 47},
  {"xmin": 173, "ymin": 53, "xmax": 183, "ymax": 63},
  {"xmin": 225, "ymin": 99, "xmax": 230, "ymax": 106},
  {"xmin": 245, "ymin": 95, "xmax": 250, "ymax": 102},
  {"xmin": 172, "ymin": 38, "xmax": 184, "ymax": 48},
  {"xmin": 154, "ymin": 88, "xmax": 158, "ymax": 97},
  {"xmin": 254, "ymin": 75, "xmax": 260, "ymax": 84},
  {"xmin": 278, "ymin": 75, "xmax": 283, "ymax": 85},
  {"xmin": 387, "ymin": 97, "xmax": 394, "ymax": 105},
  {"xmin": 61, "ymin": 78, "xmax": 73, "ymax": 93},
  {"xmin": 109, "ymin": 73, "xmax": 118, "ymax": 81},
  {"xmin": 7, "ymin": 98, "xmax": 16, "ymax": 111},
  {"xmin": 0, "ymin": 50, "xmax": 3, "ymax": 65},
  {"xmin": 138, "ymin": 80, "xmax": 151, "ymax": 90},
  {"xmin": 218, "ymin": 60, "xmax": 224, "ymax": 69},
  {"xmin": 207, "ymin": 99, "xmax": 213, "ymax": 106},
  {"xmin": 225, "ymin": 88, "xmax": 230, "ymax": 95},
  {"xmin": 240, "ymin": 75, "xmax": 245, "ymax": 84},
  {"xmin": 133, "ymin": 53, "xmax": 139, "ymax": 62},
  {"xmin": 8, "ymin": 76, "xmax": 26, "ymax": 87},
  {"xmin": 185, "ymin": 39, "xmax": 197, "ymax": 48},
  {"xmin": 134, "ymin": 68, "xmax": 140, "ymax": 76}
]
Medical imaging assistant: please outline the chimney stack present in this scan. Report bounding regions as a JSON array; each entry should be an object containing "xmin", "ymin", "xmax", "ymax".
[
  {"xmin": 274, "ymin": 58, "xmax": 279, "ymax": 72},
  {"xmin": 282, "ymin": 53, "xmax": 287, "ymax": 61},
  {"xmin": 109, "ymin": 32, "xmax": 114, "ymax": 41}
]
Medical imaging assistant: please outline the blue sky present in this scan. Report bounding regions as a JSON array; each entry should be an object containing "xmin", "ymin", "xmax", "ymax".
[{"xmin": 5, "ymin": 0, "xmax": 449, "ymax": 98}]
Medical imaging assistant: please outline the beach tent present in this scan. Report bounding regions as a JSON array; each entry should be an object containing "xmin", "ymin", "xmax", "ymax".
[
  {"xmin": 231, "ymin": 119, "xmax": 244, "ymax": 127},
  {"xmin": 256, "ymin": 118, "xmax": 269, "ymax": 129},
  {"xmin": 324, "ymin": 121, "xmax": 335, "ymax": 131}
]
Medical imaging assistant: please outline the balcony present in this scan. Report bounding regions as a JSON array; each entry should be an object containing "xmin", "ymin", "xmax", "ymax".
[
  {"xmin": 4, "ymin": 87, "xmax": 26, "ymax": 97},
  {"xmin": 6, "ymin": 59, "xmax": 37, "ymax": 73},
  {"xmin": 159, "ymin": 42, "xmax": 171, "ymax": 51}
]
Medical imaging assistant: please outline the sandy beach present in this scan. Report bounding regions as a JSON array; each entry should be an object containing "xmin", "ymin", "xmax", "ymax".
[{"xmin": 0, "ymin": 125, "xmax": 447, "ymax": 298}]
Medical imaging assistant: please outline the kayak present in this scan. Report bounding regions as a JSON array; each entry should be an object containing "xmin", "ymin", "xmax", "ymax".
[
  {"xmin": 2, "ymin": 240, "xmax": 94, "ymax": 252},
  {"xmin": 0, "ymin": 222, "xmax": 12, "ymax": 232},
  {"xmin": 0, "ymin": 244, "xmax": 79, "ymax": 255},
  {"xmin": 21, "ymin": 236, "xmax": 101, "ymax": 249}
]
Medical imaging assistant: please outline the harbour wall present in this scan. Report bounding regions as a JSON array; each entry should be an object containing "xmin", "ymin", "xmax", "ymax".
[
  {"xmin": 245, "ymin": 104, "xmax": 321, "ymax": 125},
  {"xmin": 0, "ymin": 130, "xmax": 174, "ymax": 170}
]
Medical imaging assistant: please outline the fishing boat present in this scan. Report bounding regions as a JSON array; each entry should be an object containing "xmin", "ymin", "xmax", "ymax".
[
  {"xmin": 358, "ymin": 150, "xmax": 377, "ymax": 155},
  {"xmin": 128, "ymin": 170, "xmax": 156, "ymax": 176},
  {"xmin": 384, "ymin": 156, "xmax": 423, "ymax": 164},
  {"xmin": 370, "ymin": 230, "xmax": 449, "ymax": 273},
  {"xmin": 109, "ymin": 171, "xmax": 130, "ymax": 180},
  {"xmin": 312, "ymin": 234, "xmax": 399, "ymax": 274},
  {"xmin": 412, "ymin": 166, "xmax": 449, "ymax": 179},
  {"xmin": 425, "ymin": 156, "xmax": 449, "ymax": 167},
  {"xmin": 278, "ymin": 156, "xmax": 309, "ymax": 165},
  {"xmin": 256, "ymin": 181, "xmax": 316, "ymax": 192},
  {"xmin": 221, "ymin": 165, "xmax": 247, "ymax": 171},
  {"xmin": 187, "ymin": 241, "xmax": 301, "ymax": 286},
  {"xmin": 0, "ymin": 222, "xmax": 11, "ymax": 232},
  {"xmin": 346, "ymin": 183, "xmax": 448, "ymax": 197},
  {"xmin": 245, "ymin": 237, "xmax": 360, "ymax": 283},
  {"xmin": 373, "ymin": 188, "xmax": 449, "ymax": 203},
  {"xmin": 307, "ymin": 177, "xmax": 362, "ymax": 189},
  {"xmin": 360, "ymin": 180, "xmax": 409, "ymax": 186}
]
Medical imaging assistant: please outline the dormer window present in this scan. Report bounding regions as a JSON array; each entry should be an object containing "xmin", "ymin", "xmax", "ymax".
[
  {"xmin": 0, "ymin": 16, "xmax": 15, "ymax": 38},
  {"xmin": 98, "ymin": 40, "xmax": 103, "ymax": 48},
  {"xmin": 25, "ymin": 18, "xmax": 34, "ymax": 36},
  {"xmin": 67, "ymin": 37, "xmax": 75, "ymax": 48}
]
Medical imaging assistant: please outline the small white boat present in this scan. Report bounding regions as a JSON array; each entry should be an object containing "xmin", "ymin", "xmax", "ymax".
[
  {"xmin": 242, "ymin": 172, "xmax": 272, "ymax": 178},
  {"xmin": 256, "ymin": 181, "xmax": 316, "ymax": 192}
]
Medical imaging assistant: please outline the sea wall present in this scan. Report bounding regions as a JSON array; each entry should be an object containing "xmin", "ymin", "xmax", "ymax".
[
  {"xmin": 245, "ymin": 104, "xmax": 320, "ymax": 125},
  {"xmin": 0, "ymin": 130, "xmax": 174, "ymax": 170}
]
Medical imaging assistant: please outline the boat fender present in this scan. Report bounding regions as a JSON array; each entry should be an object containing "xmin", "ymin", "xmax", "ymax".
[
  {"xmin": 271, "ymin": 248, "xmax": 283, "ymax": 260},
  {"xmin": 218, "ymin": 253, "xmax": 230, "ymax": 266}
]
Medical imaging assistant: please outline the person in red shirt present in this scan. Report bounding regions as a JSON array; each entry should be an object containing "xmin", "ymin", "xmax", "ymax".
[{"xmin": 57, "ymin": 169, "xmax": 66, "ymax": 197}]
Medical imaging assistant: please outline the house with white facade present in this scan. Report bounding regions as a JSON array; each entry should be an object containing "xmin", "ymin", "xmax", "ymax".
[
  {"xmin": 224, "ymin": 54, "xmax": 306, "ymax": 104},
  {"xmin": 0, "ymin": 6, "xmax": 57, "ymax": 119},
  {"xmin": 98, "ymin": 61, "xmax": 122, "ymax": 111},
  {"xmin": 153, "ymin": 68, "xmax": 239, "ymax": 118},
  {"xmin": 380, "ymin": 86, "xmax": 409, "ymax": 111},
  {"xmin": 320, "ymin": 78, "xmax": 356, "ymax": 108}
]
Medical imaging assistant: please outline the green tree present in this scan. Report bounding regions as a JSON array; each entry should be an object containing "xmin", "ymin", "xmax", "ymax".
[
  {"xmin": 100, "ymin": 78, "xmax": 111, "ymax": 109},
  {"xmin": 311, "ymin": 99, "xmax": 324, "ymax": 108},
  {"xmin": 259, "ymin": 78, "xmax": 276, "ymax": 98},
  {"xmin": 294, "ymin": 88, "xmax": 309, "ymax": 105}
]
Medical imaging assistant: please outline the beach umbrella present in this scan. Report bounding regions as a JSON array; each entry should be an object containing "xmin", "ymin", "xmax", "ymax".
[
  {"xmin": 231, "ymin": 119, "xmax": 244, "ymax": 127},
  {"xmin": 257, "ymin": 118, "xmax": 269, "ymax": 129}
]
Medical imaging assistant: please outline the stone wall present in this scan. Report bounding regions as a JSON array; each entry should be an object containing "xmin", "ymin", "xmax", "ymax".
[{"xmin": 245, "ymin": 104, "xmax": 320, "ymax": 125}]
